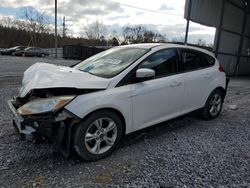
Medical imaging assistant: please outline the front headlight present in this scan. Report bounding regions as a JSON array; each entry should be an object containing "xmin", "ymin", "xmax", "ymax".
[{"xmin": 17, "ymin": 95, "xmax": 75, "ymax": 115}]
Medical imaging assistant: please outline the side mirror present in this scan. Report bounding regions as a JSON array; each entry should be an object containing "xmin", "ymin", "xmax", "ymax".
[{"xmin": 136, "ymin": 68, "xmax": 155, "ymax": 79}]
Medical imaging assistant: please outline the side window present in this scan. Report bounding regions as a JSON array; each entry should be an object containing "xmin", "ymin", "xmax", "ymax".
[
  {"xmin": 202, "ymin": 53, "xmax": 215, "ymax": 67},
  {"xmin": 138, "ymin": 49, "xmax": 177, "ymax": 78},
  {"xmin": 181, "ymin": 50, "xmax": 215, "ymax": 71},
  {"xmin": 181, "ymin": 50, "xmax": 204, "ymax": 71}
]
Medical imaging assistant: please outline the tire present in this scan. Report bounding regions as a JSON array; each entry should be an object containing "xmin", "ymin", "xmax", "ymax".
[
  {"xmin": 200, "ymin": 89, "xmax": 224, "ymax": 120},
  {"xmin": 73, "ymin": 110, "xmax": 123, "ymax": 161},
  {"xmin": 41, "ymin": 53, "xmax": 45, "ymax": 57},
  {"xmin": 22, "ymin": 53, "xmax": 25, "ymax": 57}
]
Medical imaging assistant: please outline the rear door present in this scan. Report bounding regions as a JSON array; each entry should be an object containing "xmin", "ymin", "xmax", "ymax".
[
  {"xmin": 179, "ymin": 49, "xmax": 215, "ymax": 112},
  {"xmin": 131, "ymin": 48, "xmax": 185, "ymax": 131}
]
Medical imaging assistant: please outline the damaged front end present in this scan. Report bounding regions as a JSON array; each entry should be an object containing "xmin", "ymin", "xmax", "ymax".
[{"xmin": 8, "ymin": 88, "xmax": 100, "ymax": 157}]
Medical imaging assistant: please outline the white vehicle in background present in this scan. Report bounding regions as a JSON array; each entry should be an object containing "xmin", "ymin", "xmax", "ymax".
[{"xmin": 8, "ymin": 43, "xmax": 229, "ymax": 161}]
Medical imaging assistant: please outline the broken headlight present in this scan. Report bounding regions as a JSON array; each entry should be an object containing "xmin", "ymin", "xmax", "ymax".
[{"xmin": 17, "ymin": 96, "xmax": 75, "ymax": 115}]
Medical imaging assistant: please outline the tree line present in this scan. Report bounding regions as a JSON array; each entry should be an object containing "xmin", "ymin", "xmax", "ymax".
[
  {"xmin": 0, "ymin": 24, "xmax": 111, "ymax": 48},
  {"xmin": 0, "ymin": 7, "xmax": 212, "ymax": 49},
  {"xmin": 0, "ymin": 20, "xmax": 168, "ymax": 48}
]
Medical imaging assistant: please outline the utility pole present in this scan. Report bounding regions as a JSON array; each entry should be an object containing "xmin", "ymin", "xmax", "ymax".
[
  {"xmin": 63, "ymin": 16, "xmax": 66, "ymax": 37},
  {"xmin": 55, "ymin": 0, "xmax": 58, "ymax": 58}
]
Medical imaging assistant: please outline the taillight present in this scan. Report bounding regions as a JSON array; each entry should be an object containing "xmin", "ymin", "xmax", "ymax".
[{"xmin": 219, "ymin": 65, "xmax": 225, "ymax": 72}]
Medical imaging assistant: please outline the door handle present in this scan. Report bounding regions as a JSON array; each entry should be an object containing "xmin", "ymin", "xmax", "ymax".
[{"xmin": 170, "ymin": 81, "xmax": 182, "ymax": 87}]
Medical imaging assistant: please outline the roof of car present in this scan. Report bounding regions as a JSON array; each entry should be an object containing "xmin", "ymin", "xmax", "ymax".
[
  {"xmin": 119, "ymin": 43, "xmax": 215, "ymax": 57},
  {"xmin": 119, "ymin": 43, "xmax": 164, "ymax": 49}
]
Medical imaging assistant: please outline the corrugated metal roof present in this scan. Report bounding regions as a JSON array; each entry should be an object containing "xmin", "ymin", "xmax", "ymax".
[{"xmin": 184, "ymin": 0, "xmax": 223, "ymax": 27}]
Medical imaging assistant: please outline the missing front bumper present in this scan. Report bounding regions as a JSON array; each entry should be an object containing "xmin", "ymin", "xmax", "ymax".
[
  {"xmin": 8, "ymin": 99, "xmax": 37, "ymax": 141},
  {"xmin": 7, "ymin": 99, "xmax": 80, "ymax": 156}
]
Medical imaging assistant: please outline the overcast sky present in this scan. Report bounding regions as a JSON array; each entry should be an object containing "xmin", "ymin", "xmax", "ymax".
[{"xmin": 0, "ymin": 0, "xmax": 216, "ymax": 44}]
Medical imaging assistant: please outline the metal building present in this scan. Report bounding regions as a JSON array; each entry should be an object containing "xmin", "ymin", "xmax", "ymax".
[{"xmin": 184, "ymin": 0, "xmax": 250, "ymax": 75}]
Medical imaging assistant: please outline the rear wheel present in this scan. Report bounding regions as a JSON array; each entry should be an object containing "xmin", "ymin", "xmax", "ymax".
[
  {"xmin": 73, "ymin": 110, "xmax": 123, "ymax": 161},
  {"xmin": 200, "ymin": 89, "xmax": 224, "ymax": 120}
]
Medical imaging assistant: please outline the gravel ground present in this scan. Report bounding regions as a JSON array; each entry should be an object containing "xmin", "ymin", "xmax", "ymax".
[{"xmin": 0, "ymin": 56, "xmax": 250, "ymax": 187}]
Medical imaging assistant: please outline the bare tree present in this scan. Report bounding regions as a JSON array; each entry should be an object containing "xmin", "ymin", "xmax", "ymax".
[
  {"xmin": 0, "ymin": 17, "xmax": 15, "ymax": 28},
  {"xmin": 143, "ymin": 30, "xmax": 155, "ymax": 43},
  {"xmin": 83, "ymin": 20, "xmax": 107, "ymax": 40},
  {"xmin": 122, "ymin": 26, "xmax": 145, "ymax": 43},
  {"xmin": 132, "ymin": 25, "xmax": 146, "ymax": 43},
  {"xmin": 171, "ymin": 37, "xmax": 185, "ymax": 43},
  {"xmin": 122, "ymin": 26, "xmax": 133, "ymax": 44},
  {"xmin": 154, "ymin": 33, "xmax": 167, "ymax": 42},
  {"xmin": 196, "ymin": 38, "xmax": 207, "ymax": 47},
  {"xmin": 122, "ymin": 25, "xmax": 166, "ymax": 44},
  {"xmin": 109, "ymin": 29, "xmax": 120, "ymax": 42},
  {"xmin": 22, "ymin": 7, "xmax": 50, "ymax": 33},
  {"xmin": 19, "ymin": 7, "xmax": 50, "ymax": 46}
]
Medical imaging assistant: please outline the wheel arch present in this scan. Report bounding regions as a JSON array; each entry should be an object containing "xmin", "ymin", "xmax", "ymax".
[
  {"xmin": 199, "ymin": 86, "xmax": 225, "ymax": 120},
  {"xmin": 214, "ymin": 86, "xmax": 226, "ymax": 98},
  {"xmin": 200, "ymin": 73, "xmax": 227, "ymax": 108},
  {"xmin": 73, "ymin": 107, "xmax": 126, "ymax": 136},
  {"xmin": 201, "ymin": 86, "xmax": 226, "ymax": 109}
]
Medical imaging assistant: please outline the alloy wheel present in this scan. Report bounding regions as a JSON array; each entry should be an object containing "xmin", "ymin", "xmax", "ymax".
[
  {"xmin": 209, "ymin": 93, "xmax": 222, "ymax": 116},
  {"xmin": 84, "ymin": 117, "xmax": 117, "ymax": 154}
]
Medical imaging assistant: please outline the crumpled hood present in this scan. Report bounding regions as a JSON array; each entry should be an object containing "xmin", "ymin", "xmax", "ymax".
[{"xmin": 20, "ymin": 62, "xmax": 110, "ymax": 97}]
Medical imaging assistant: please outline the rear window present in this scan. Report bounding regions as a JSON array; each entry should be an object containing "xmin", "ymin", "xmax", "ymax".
[
  {"xmin": 202, "ymin": 53, "xmax": 215, "ymax": 66},
  {"xmin": 181, "ymin": 49, "xmax": 215, "ymax": 72}
]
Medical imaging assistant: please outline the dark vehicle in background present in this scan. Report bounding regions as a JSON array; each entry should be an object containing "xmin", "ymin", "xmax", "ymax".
[
  {"xmin": 14, "ymin": 47, "xmax": 49, "ymax": 57},
  {"xmin": 63, "ymin": 44, "xmax": 111, "ymax": 60},
  {"xmin": 0, "ymin": 46, "xmax": 27, "ymax": 56}
]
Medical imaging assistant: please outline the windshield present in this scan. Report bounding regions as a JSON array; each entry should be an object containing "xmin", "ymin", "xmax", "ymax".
[{"xmin": 74, "ymin": 47, "xmax": 148, "ymax": 78}]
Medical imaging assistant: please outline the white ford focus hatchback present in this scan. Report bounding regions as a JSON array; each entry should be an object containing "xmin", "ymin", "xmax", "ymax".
[{"xmin": 8, "ymin": 43, "xmax": 228, "ymax": 160}]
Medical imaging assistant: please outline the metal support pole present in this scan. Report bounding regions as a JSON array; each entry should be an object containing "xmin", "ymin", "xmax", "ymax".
[
  {"xmin": 184, "ymin": 0, "xmax": 192, "ymax": 44},
  {"xmin": 215, "ymin": 0, "xmax": 226, "ymax": 57},
  {"xmin": 235, "ymin": 0, "xmax": 248, "ymax": 74},
  {"xmin": 184, "ymin": 20, "xmax": 190, "ymax": 45},
  {"xmin": 55, "ymin": 0, "xmax": 58, "ymax": 58}
]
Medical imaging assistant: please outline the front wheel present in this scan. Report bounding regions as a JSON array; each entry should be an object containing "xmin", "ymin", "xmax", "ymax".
[
  {"xmin": 200, "ymin": 89, "xmax": 224, "ymax": 120},
  {"xmin": 73, "ymin": 110, "xmax": 123, "ymax": 161}
]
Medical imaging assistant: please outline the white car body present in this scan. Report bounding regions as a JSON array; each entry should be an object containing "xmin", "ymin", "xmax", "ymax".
[{"xmin": 19, "ymin": 43, "xmax": 226, "ymax": 135}]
